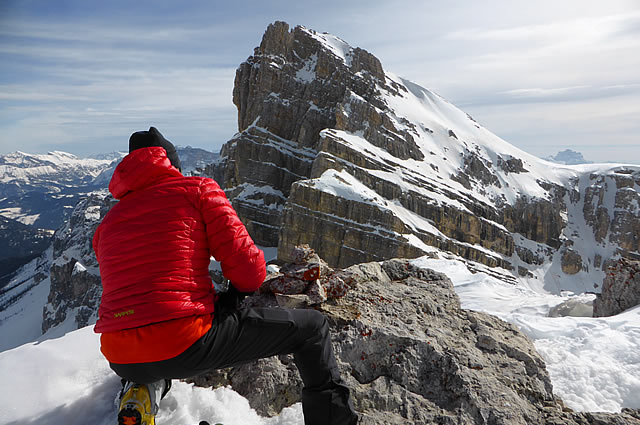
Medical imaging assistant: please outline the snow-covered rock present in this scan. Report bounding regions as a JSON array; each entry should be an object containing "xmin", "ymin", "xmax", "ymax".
[
  {"xmin": 191, "ymin": 256, "xmax": 640, "ymax": 424},
  {"xmin": 43, "ymin": 190, "xmax": 114, "ymax": 333},
  {"xmin": 208, "ymin": 21, "xmax": 640, "ymax": 299}
]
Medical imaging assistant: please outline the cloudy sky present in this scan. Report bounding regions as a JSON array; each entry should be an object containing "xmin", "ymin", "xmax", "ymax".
[{"xmin": 1, "ymin": 0, "xmax": 639, "ymax": 164}]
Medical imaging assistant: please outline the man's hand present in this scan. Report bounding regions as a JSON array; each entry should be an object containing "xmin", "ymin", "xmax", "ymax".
[{"xmin": 215, "ymin": 285, "xmax": 250, "ymax": 312}]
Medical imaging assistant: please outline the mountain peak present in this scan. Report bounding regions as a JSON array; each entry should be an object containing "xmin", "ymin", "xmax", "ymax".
[
  {"xmin": 546, "ymin": 149, "xmax": 594, "ymax": 165},
  {"xmin": 215, "ymin": 21, "xmax": 640, "ymax": 294}
]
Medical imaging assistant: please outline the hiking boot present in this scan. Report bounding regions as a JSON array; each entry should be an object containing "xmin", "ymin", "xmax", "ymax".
[{"xmin": 118, "ymin": 382, "xmax": 160, "ymax": 425}]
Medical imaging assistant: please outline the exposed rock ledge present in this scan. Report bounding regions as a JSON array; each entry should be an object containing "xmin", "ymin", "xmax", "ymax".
[
  {"xmin": 594, "ymin": 258, "xmax": 640, "ymax": 317},
  {"xmin": 190, "ymin": 252, "xmax": 639, "ymax": 424}
]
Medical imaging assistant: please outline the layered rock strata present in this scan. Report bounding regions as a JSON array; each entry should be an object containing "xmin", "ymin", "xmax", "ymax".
[{"xmin": 209, "ymin": 21, "xmax": 640, "ymax": 289}]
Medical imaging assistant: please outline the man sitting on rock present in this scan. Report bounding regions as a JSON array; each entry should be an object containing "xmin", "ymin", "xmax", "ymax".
[{"xmin": 92, "ymin": 126, "xmax": 358, "ymax": 425}]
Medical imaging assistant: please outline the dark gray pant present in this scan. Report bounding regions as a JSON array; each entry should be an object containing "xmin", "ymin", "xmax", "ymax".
[{"xmin": 110, "ymin": 307, "xmax": 358, "ymax": 425}]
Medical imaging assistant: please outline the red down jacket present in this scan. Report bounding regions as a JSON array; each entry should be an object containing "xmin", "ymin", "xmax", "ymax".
[{"xmin": 93, "ymin": 147, "xmax": 265, "ymax": 333}]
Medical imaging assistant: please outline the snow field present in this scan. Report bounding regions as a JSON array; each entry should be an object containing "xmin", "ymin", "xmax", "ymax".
[
  {"xmin": 0, "ymin": 325, "xmax": 303, "ymax": 425},
  {"xmin": 413, "ymin": 256, "xmax": 640, "ymax": 413}
]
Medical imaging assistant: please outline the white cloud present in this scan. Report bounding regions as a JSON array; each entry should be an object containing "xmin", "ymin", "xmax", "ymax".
[
  {"xmin": 0, "ymin": 1, "xmax": 639, "ymax": 163},
  {"xmin": 464, "ymin": 92, "xmax": 640, "ymax": 164},
  {"xmin": 0, "ymin": 18, "xmax": 239, "ymax": 45},
  {"xmin": 501, "ymin": 86, "xmax": 591, "ymax": 98},
  {"xmin": 0, "ymin": 64, "xmax": 237, "ymax": 155}
]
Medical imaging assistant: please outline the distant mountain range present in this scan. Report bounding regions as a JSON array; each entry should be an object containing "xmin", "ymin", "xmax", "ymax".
[
  {"xmin": 0, "ymin": 150, "xmax": 120, "ymax": 230},
  {"xmin": 0, "ymin": 146, "xmax": 219, "ymax": 286},
  {"xmin": 545, "ymin": 149, "xmax": 594, "ymax": 165}
]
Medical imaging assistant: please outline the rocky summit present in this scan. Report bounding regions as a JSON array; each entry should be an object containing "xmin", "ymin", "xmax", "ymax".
[
  {"xmin": 207, "ymin": 21, "xmax": 640, "ymax": 296},
  {"xmin": 190, "ymin": 247, "xmax": 640, "ymax": 424}
]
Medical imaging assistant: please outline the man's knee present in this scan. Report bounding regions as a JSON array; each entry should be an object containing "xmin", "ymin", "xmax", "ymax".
[{"xmin": 294, "ymin": 308, "xmax": 330, "ymax": 337}]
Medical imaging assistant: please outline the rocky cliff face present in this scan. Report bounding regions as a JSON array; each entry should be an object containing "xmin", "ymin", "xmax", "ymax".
[
  {"xmin": 42, "ymin": 191, "xmax": 113, "ymax": 333},
  {"xmin": 208, "ymin": 21, "xmax": 640, "ymax": 294},
  {"xmin": 190, "ymin": 254, "xmax": 640, "ymax": 424},
  {"xmin": 0, "ymin": 216, "xmax": 51, "ymax": 288},
  {"xmin": 208, "ymin": 22, "xmax": 363, "ymax": 245},
  {"xmin": 594, "ymin": 258, "xmax": 640, "ymax": 317}
]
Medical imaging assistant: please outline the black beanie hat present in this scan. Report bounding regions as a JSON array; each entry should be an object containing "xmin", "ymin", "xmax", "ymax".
[{"xmin": 128, "ymin": 126, "xmax": 182, "ymax": 172}]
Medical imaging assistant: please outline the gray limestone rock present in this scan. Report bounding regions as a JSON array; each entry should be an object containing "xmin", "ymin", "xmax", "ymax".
[
  {"xmin": 548, "ymin": 298, "xmax": 594, "ymax": 318},
  {"xmin": 594, "ymin": 258, "xmax": 640, "ymax": 317},
  {"xmin": 207, "ymin": 20, "xmax": 640, "ymax": 282},
  {"xmin": 191, "ymin": 258, "xmax": 639, "ymax": 424},
  {"xmin": 43, "ymin": 191, "xmax": 114, "ymax": 333}
]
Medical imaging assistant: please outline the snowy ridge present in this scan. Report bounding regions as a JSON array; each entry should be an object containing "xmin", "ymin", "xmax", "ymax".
[
  {"xmin": 382, "ymin": 72, "xmax": 636, "ymax": 205},
  {"xmin": 308, "ymin": 53, "xmax": 640, "ymax": 294},
  {"xmin": 298, "ymin": 26, "xmax": 352, "ymax": 64},
  {"xmin": 0, "ymin": 150, "xmax": 118, "ymax": 185}
]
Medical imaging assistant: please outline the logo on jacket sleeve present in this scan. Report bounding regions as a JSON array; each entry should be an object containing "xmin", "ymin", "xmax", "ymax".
[{"xmin": 114, "ymin": 309, "xmax": 135, "ymax": 319}]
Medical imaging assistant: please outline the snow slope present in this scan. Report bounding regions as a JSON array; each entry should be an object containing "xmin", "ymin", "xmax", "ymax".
[
  {"xmin": 0, "ymin": 325, "xmax": 304, "ymax": 425},
  {"xmin": 0, "ymin": 249, "xmax": 52, "ymax": 352},
  {"xmin": 412, "ymin": 255, "xmax": 640, "ymax": 413}
]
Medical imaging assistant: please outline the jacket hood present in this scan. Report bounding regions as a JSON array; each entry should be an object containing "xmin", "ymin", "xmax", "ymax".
[{"xmin": 109, "ymin": 147, "xmax": 183, "ymax": 199}]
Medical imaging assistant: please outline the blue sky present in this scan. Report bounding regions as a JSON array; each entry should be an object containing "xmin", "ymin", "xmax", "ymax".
[{"xmin": 1, "ymin": 0, "xmax": 639, "ymax": 163}]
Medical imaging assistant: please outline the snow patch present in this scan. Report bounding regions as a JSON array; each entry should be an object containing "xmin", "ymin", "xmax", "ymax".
[
  {"xmin": 72, "ymin": 261, "xmax": 87, "ymax": 274},
  {"xmin": 84, "ymin": 205, "xmax": 101, "ymax": 221},
  {"xmin": 295, "ymin": 54, "xmax": 317, "ymax": 82},
  {"xmin": 311, "ymin": 168, "xmax": 387, "ymax": 206},
  {"xmin": 299, "ymin": 27, "xmax": 352, "ymax": 64},
  {"xmin": 0, "ymin": 207, "xmax": 41, "ymax": 225}
]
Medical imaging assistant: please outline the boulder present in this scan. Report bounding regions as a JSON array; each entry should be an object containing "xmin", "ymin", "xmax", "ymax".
[
  {"xmin": 561, "ymin": 248, "xmax": 584, "ymax": 275},
  {"xmin": 594, "ymin": 258, "xmax": 640, "ymax": 317},
  {"xmin": 190, "ymin": 256, "xmax": 640, "ymax": 424}
]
